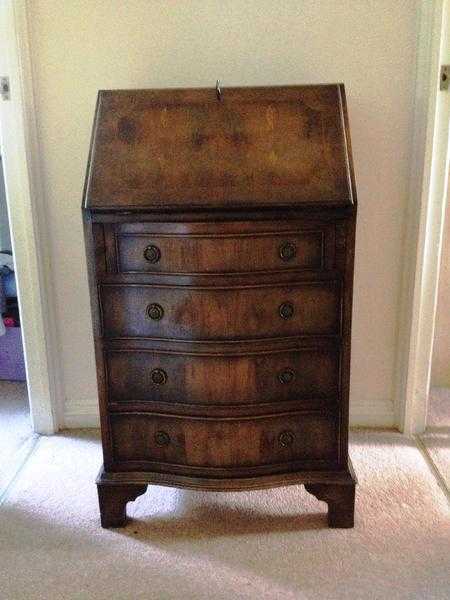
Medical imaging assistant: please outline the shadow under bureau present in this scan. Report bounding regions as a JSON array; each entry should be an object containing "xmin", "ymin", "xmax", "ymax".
[{"xmin": 83, "ymin": 84, "xmax": 357, "ymax": 528}]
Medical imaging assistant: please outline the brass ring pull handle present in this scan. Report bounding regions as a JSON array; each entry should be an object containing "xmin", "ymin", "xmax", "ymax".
[
  {"xmin": 151, "ymin": 368, "xmax": 167, "ymax": 386},
  {"xmin": 278, "ymin": 430, "xmax": 295, "ymax": 448},
  {"xmin": 279, "ymin": 302, "xmax": 294, "ymax": 320},
  {"xmin": 143, "ymin": 244, "xmax": 161, "ymax": 264},
  {"xmin": 279, "ymin": 241, "xmax": 297, "ymax": 261},
  {"xmin": 147, "ymin": 303, "xmax": 164, "ymax": 321},
  {"xmin": 278, "ymin": 368, "xmax": 295, "ymax": 385},
  {"xmin": 155, "ymin": 431, "xmax": 170, "ymax": 446}
]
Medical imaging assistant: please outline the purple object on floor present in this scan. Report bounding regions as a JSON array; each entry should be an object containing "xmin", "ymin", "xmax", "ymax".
[{"xmin": 0, "ymin": 326, "xmax": 26, "ymax": 381}]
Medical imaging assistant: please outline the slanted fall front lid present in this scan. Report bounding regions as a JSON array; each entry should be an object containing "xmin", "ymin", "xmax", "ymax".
[{"xmin": 83, "ymin": 84, "xmax": 356, "ymax": 210}]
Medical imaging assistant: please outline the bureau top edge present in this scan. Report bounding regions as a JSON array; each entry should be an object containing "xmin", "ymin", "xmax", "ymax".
[{"xmin": 83, "ymin": 84, "xmax": 357, "ymax": 211}]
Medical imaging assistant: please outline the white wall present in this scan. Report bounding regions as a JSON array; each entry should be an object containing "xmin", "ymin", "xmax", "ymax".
[
  {"xmin": 432, "ymin": 177, "xmax": 450, "ymax": 388},
  {"xmin": 27, "ymin": 0, "xmax": 418, "ymax": 428}
]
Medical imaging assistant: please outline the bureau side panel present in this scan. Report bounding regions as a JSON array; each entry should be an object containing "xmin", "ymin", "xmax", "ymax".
[
  {"xmin": 83, "ymin": 211, "xmax": 114, "ymax": 468},
  {"xmin": 336, "ymin": 215, "xmax": 356, "ymax": 466}
]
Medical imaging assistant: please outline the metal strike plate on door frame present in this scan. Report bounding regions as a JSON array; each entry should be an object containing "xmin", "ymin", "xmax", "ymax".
[
  {"xmin": 440, "ymin": 65, "xmax": 449, "ymax": 91},
  {"xmin": 0, "ymin": 77, "xmax": 10, "ymax": 100}
]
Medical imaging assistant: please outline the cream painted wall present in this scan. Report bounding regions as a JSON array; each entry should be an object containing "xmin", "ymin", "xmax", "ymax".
[
  {"xmin": 432, "ymin": 179, "xmax": 450, "ymax": 388},
  {"xmin": 27, "ymin": 0, "xmax": 418, "ymax": 427}
]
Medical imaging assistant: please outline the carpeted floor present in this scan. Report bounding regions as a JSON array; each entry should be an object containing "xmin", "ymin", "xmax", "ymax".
[
  {"xmin": 419, "ymin": 387, "xmax": 450, "ymax": 491},
  {"xmin": 0, "ymin": 429, "xmax": 448, "ymax": 600},
  {"xmin": 0, "ymin": 380, "xmax": 34, "ymax": 497}
]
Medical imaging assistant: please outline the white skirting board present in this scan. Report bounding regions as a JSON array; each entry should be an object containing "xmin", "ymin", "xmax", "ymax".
[
  {"xmin": 63, "ymin": 399, "xmax": 396, "ymax": 430},
  {"xmin": 63, "ymin": 402, "xmax": 101, "ymax": 429},
  {"xmin": 349, "ymin": 400, "xmax": 396, "ymax": 428}
]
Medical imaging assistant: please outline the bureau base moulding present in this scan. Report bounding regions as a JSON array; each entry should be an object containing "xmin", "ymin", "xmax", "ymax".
[{"xmin": 96, "ymin": 460, "xmax": 357, "ymax": 529}]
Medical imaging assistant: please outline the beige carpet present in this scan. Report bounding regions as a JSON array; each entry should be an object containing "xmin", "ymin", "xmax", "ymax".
[
  {"xmin": 0, "ymin": 430, "xmax": 449, "ymax": 600},
  {"xmin": 419, "ymin": 387, "xmax": 450, "ymax": 491}
]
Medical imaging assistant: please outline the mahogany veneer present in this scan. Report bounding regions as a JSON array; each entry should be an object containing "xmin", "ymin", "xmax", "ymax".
[{"xmin": 83, "ymin": 84, "xmax": 357, "ymax": 528}]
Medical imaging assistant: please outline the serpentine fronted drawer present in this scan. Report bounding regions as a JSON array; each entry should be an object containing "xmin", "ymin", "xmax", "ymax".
[{"xmin": 99, "ymin": 280, "xmax": 343, "ymax": 341}]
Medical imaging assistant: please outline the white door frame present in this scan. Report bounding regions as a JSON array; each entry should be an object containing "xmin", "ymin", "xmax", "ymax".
[
  {"xmin": 395, "ymin": 0, "xmax": 450, "ymax": 435},
  {"xmin": 0, "ymin": 0, "xmax": 61, "ymax": 433}
]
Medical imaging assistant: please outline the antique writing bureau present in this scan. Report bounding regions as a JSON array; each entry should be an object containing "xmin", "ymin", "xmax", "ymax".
[{"xmin": 83, "ymin": 84, "xmax": 357, "ymax": 528}]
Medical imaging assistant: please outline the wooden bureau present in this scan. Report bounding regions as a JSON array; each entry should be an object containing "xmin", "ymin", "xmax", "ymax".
[{"xmin": 83, "ymin": 84, "xmax": 357, "ymax": 528}]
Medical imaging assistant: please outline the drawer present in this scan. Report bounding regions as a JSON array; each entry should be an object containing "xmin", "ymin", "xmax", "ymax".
[
  {"xmin": 115, "ymin": 221, "xmax": 335, "ymax": 274},
  {"xmin": 110, "ymin": 412, "xmax": 338, "ymax": 471},
  {"xmin": 106, "ymin": 346, "xmax": 340, "ymax": 408},
  {"xmin": 100, "ymin": 280, "xmax": 342, "ymax": 341}
]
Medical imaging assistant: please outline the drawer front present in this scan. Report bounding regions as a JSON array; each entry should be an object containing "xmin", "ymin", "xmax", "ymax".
[
  {"xmin": 100, "ymin": 281, "xmax": 342, "ymax": 341},
  {"xmin": 116, "ymin": 225, "xmax": 332, "ymax": 274},
  {"xmin": 106, "ymin": 347, "xmax": 340, "ymax": 407},
  {"xmin": 110, "ymin": 412, "xmax": 338, "ymax": 470}
]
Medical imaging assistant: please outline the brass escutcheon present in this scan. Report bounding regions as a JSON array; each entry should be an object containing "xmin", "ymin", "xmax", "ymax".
[
  {"xmin": 147, "ymin": 303, "xmax": 164, "ymax": 321},
  {"xmin": 151, "ymin": 368, "xmax": 167, "ymax": 386},
  {"xmin": 278, "ymin": 430, "xmax": 295, "ymax": 448},
  {"xmin": 155, "ymin": 431, "xmax": 170, "ymax": 446},
  {"xmin": 143, "ymin": 244, "xmax": 161, "ymax": 264},
  {"xmin": 279, "ymin": 241, "xmax": 297, "ymax": 261}
]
